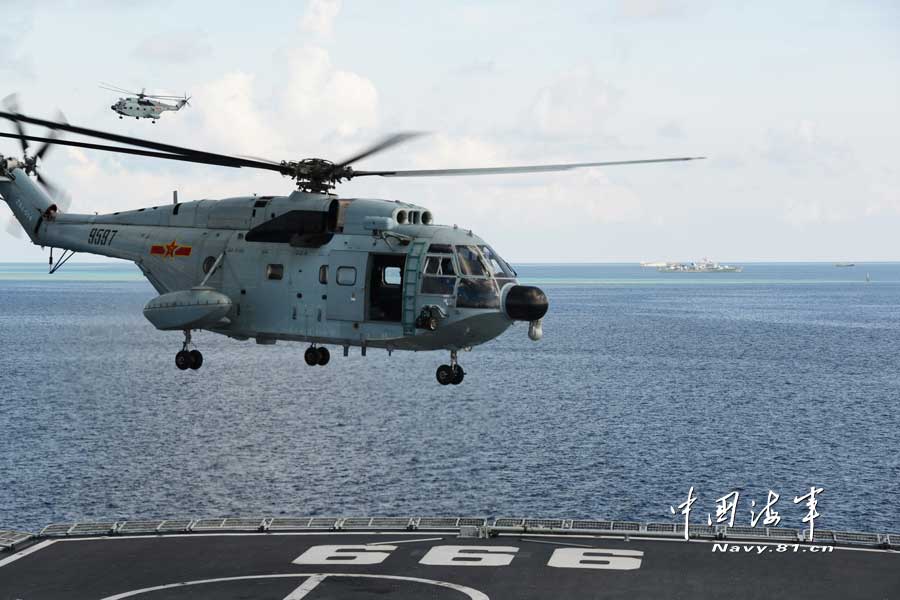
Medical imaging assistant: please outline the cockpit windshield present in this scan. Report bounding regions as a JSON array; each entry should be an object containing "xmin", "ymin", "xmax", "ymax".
[
  {"xmin": 455, "ymin": 245, "xmax": 487, "ymax": 277},
  {"xmin": 478, "ymin": 245, "xmax": 515, "ymax": 278}
]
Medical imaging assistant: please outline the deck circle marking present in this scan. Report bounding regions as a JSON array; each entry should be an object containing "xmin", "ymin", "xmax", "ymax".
[{"xmin": 99, "ymin": 572, "xmax": 489, "ymax": 600}]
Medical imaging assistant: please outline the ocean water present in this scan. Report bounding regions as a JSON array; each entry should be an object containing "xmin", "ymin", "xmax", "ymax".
[{"xmin": 1, "ymin": 261, "xmax": 898, "ymax": 534}]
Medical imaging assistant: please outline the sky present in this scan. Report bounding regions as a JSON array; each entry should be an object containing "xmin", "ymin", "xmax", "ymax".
[{"xmin": 1, "ymin": 0, "xmax": 898, "ymax": 262}]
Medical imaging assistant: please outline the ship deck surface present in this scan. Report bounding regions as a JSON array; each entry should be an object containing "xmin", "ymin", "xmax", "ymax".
[{"xmin": 2, "ymin": 530, "xmax": 897, "ymax": 599}]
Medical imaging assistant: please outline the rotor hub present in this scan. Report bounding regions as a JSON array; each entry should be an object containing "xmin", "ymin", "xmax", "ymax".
[{"xmin": 280, "ymin": 158, "xmax": 354, "ymax": 193}]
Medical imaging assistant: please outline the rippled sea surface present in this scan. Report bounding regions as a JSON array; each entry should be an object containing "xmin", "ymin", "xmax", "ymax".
[{"xmin": 1, "ymin": 262, "xmax": 898, "ymax": 533}]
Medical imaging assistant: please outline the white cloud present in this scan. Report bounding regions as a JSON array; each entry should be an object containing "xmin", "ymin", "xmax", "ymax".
[
  {"xmin": 282, "ymin": 46, "xmax": 378, "ymax": 139},
  {"xmin": 528, "ymin": 67, "xmax": 622, "ymax": 137},
  {"xmin": 299, "ymin": 0, "xmax": 342, "ymax": 36},
  {"xmin": 762, "ymin": 120, "xmax": 853, "ymax": 176},
  {"xmin": 194, "ymin": 72, "xmax": 283, "ymax": 155},
  {"xmin": 131, "ymin": 30, "xmax": 213, "ymax": 64},
  {"xmin": 617, "ymin": 0, "xmax": 705, "ymax": 20}
]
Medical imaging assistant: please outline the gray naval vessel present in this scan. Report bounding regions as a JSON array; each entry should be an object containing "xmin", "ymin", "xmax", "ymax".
[{"xmin": 1, "ymin": 516, "xmax": 898, "ymax": 598}]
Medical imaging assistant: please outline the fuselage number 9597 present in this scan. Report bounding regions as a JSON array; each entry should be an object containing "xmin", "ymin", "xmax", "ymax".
[{"xmin": 88, "ymin": 228, "xmax": 118, "ymax": 246}]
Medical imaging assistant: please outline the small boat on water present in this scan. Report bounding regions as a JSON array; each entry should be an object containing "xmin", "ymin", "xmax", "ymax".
[{"xmin": 834, "ymin": 262, "xmax": 856, "ymax": 267}]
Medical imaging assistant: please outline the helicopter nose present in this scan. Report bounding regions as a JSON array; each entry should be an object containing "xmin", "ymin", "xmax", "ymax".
[{"xmin": 504, "ymin": 285, "xmax": 549, "ymax": 321}]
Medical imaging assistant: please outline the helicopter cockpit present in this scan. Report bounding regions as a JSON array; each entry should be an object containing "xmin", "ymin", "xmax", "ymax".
[{"xmin": 420, "ymin": 243, "xmax": 517, "ymax": 309}]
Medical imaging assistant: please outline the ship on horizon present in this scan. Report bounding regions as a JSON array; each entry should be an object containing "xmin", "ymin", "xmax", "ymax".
[{"xmin": 654, "ymin": 258, "xmax": 743, "ymax": 273}]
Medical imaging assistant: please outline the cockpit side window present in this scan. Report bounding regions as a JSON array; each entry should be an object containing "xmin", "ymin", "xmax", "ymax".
[
  {"xmin": 424, "ymin": 256, "xmax": 440, "ymax": 275},
  {"xmin": 424, "ymin": 255, "xmax": 456, "ymax": 276},
  {"xmin": 421, "ymin": 254, "xmax": 458, "ymax": 296},
  {"xmin": 455, "ymin": 245, "xmax": 487, "ymax": 277}
]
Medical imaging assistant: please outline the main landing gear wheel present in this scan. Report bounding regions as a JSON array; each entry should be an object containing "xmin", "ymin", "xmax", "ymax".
[
  {"xmin": 317, "ymin": 347, "xmax": 330, "ymax": 365},
  {"xmin": 176, "ymin": 330, "xmax": 203, "ymax": 370},
  {"xmin": 305, "ymin": 346, "xmax": 330, "ymax": 366},
  {"xmin": 436, "ymin": 364, "xmax": 454, "ymax": 385},
  {"xmin": 176, "ymin": 350, "xmax": 191, "ymax": 370},
  {"xmin": 436, "ymin": 364, "xmax": 465, "ymax": 385}
]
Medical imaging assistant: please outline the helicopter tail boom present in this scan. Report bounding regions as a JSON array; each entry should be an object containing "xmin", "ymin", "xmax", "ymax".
[{"xmin": 0, "ymin": 166, "xmax": 55, "ymax": 244}]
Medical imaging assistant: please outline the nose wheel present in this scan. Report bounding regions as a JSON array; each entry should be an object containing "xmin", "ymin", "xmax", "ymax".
[
  {"xmin": 175, "ymin": 330, "xmax": 203, "ymax": 370},
  {"xmin": 304, "ymin": 345, "xmax": 330, "ymax": 366},
  {"xmin": 436, "ymin": 350, "xmax": 465, "ymax": 385}
]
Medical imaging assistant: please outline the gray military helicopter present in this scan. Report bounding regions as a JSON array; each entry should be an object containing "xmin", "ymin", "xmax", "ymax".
[
  {"xmin": 0, "ymin": 108, "xmax": 703, "ymax": 384},
  {"xmin": 100, "ymin": 83, "xmax": 191, "ymax": 124}
]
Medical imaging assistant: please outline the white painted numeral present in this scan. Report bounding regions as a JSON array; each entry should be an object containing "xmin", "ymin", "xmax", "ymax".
[
  {"xmin": 419, "ymin": 545, "xmax": 519, "ymax": 567},
  {"xmin": 292, "ymin": 545, "xmax": 397, "ymax": 565},
  {"xmin": 547, "ymin": 548, "xmax": 643, "ymax": 570}
]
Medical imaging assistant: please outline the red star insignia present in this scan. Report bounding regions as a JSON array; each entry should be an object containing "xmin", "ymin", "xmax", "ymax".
[{"xmin": 164, "ymin": 240, "xmax": 178, "ymax": 258}]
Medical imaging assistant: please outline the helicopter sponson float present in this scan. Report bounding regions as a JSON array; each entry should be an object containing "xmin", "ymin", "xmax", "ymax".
[{"xmin": 0, "ymin": 108, "xmax": 703, "ymax": 384}]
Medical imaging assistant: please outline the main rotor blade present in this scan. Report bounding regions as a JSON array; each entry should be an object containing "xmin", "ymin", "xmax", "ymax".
[
  {"xmin": 1, "ymin": 94, "xmax": 28, "ymax": 155},
  {"xmin": 34, "ymin": 112, "xmax": 67, "ymax": 162},
  {"xmin": 35, "ymin": 173, "xmax": 73, "ymax": 211},
  {"xmin": 331, "ymin": 132, "xmax": 425, "ymax": 172},
  {"xmin": 144, "ymin": 93, "xmax": 190, "ymax": 100},
  {"xmin": 0, "ymin": 111, "xmax": 282, "ymax": 172},
  {"xmin": 0, "ymin": 132, "xmax": 252, "ymax": 169},
  {"xmin": 99, "ymin": 83, "xmax": 137, "ymax": 95},
  {"xmin": 352, "ymin": 156, "xmax": 706, "ymax": 178}
]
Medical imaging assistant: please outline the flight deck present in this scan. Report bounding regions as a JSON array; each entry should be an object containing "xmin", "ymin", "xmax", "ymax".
[{"xmin": 1, "ymin": 517, "xmax": 897, "ymax": 599}]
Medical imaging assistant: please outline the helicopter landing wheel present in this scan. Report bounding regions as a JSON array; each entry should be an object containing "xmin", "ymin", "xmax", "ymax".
[
  {"xmin": 304, "ymin": 346, "xmax": 320, "ymax": 366},
  {"xmin": 175, "ymin": 350, "xmax": 191, "ymax": 370},
  {"xmin": 436, "ymin": 364, "xmax": 454, "ymax": 385},
  {"xmin": 176, "ymin": 330, "xmax": 202, "ymax": 370},
  {"xmin": 317, "ymin": 347, "xmax": 330, "ymax": 366},
  {"xmin": 437, "ymin": 349, "xmax": 465, "ymax": 385}
]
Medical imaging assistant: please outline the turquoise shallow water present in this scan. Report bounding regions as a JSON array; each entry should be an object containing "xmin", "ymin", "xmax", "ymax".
[{"xmin": 1, "ymin": 261, "xmax": 898, "ymax": 534}]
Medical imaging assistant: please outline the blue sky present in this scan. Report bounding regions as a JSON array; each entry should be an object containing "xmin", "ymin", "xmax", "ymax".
[{"xmin": 1, "ymin": 0, "xmax": 898, "ymax": 261}]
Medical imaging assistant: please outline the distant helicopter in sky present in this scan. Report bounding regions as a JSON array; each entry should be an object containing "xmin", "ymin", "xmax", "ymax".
[{"xmin": 100, "ymin": 83, "xmax": 190, "ymax": 124}]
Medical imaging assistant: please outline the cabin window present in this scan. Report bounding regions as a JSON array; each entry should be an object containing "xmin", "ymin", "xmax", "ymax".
[
  {"xmin": 318, "ymin": 265, "xmax": 328, "ymax": 284},
  {"xmin": 336, "ymin": 266, "xmax": 356, "ymax": 286},
  {"xmin": 428, "ymin": 243, "xmax": 453, "ymax": 254},
  {"xmin": 202, "ymin": 256, "xmax": 216, "ymax": 274},
  {"xmin": 383, "ymin": 266, "xmax": 402, "ymax": 285},
  {"xmin": 266, "ymin": 264, "xmax": 284, "ymax": 280}
]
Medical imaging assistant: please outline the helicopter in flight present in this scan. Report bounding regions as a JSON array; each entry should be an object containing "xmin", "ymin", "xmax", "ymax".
[
  {"xmin": 100, "ymin": 83, "xmax": 190, "ymax": 123},
  {"xmin": 0, "ymin": 106, "xmax": 703, "ymax": 384}
]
